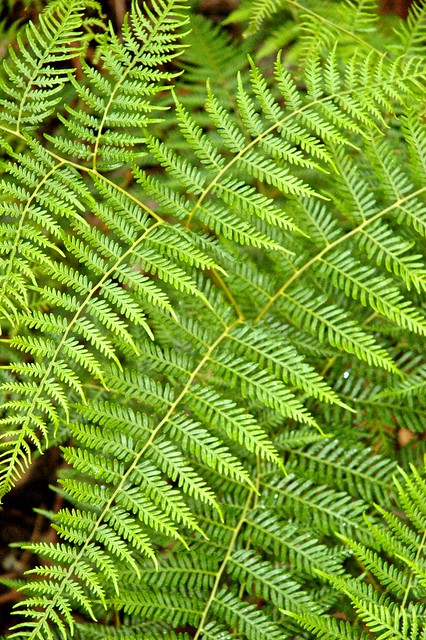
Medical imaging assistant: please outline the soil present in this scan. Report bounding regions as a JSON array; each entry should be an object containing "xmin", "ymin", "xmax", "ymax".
[{"xmin": 0, "ymin": 449, "xmax": 62, "ymax": 634}]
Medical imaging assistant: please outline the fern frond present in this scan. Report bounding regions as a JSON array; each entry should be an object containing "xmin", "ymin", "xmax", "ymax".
[
  {"xmin": 0, "ymin": 141, "xmax": 91, "ymax": 322},
  {"xmin": 290, "ymin": 612, "xmax": 370, "ymax": 639},
  {"xmin": 294, "ymin": 464, "xmax": 426, "ymax": 640},
  {"xmin": 393, "ymin": 0, "xmax": 426, "ymax": 56},
  {"xmin": 210, "ymin": 588, "xmax": 285, "ymax": 640},
  {"xmin": 245, "ymin": 509, "xmax": 348, "ymax": 579},
  {"xmin": 278, "ymin": 286, "xmax": 398, "ymax": 372},
  {"xmin": 262, "ymin": 472, "xmax": 376, "ymax": 542},
  {"xmin": 1, "ymin": 1, "xmax": 426, "ymax": 637},
  {"xmin": 0, "ymin": 0, "xmax": 100, "ymax": 133},
  {"xmin": 316, "ymin": 251, "xmax": 426, "ymax": 335},
  {"xmin": 228, "ymin": 549, "xmax": 322, "ymax": 612},
  {"xmin": 283, "ymin": 438, "xmax": 397, "ymax": 503},
  {"xmin": 176, "ymin": 13, "xmax": 248, "ymax": 116},
  {"xmin": 52, "ymin": 0, "xmax": 189, "ymax": 170}
]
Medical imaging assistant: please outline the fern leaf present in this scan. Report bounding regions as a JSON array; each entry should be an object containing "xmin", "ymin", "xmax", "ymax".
[
  {"xmin": 282, "ymin": 438, "xmax": 397, "ymax": 504},
  {"xmin": 393, "ymin": 0, "xmax": 426, "ymax": 56},
  {"xmin": 245, "ymin": 509, "xmax": 347, "ymax": 579},
  {"xmin": 264, "ymin": 473, "xmax": 375, "ymax": 542},
  {"xmin": 0, "ymin": 0, "xmax": 98, "ymax": 133},
  {"xmin": 317, "ymin": 251, "xmax": 426, "ymax": 335},
  {"xmin": 229, "ymin": 549, "xmax": 322, "ymax": 613},
  {"xmin": 291, "ymin": 611, "xmax": 370, "ymax": 639},
  {"xmin": 1, "ymin": 2, "xmax": 426, "ymax": 637},
  {"xmin": 211, "ymin": 588, "xmax": 285, "ymax": 640},
  {"xmin": 279, "ymin": 287, "xmax": 398, "ymax": 373},
  {"xmin": 53, "ymin": 0, "xmax": 189, "ymax": 170}
]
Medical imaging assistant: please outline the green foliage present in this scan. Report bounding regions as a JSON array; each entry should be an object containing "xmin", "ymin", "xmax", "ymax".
[
  {"xmin": 292, "ymin": 464, "xmax": 426, "ymax": 639},
  {"xmin": 0, "ymin": 0, "xmax": 425, "ymax": 638}
]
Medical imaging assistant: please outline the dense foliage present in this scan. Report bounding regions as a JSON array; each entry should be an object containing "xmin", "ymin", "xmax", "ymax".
[{"xmin": 0, "ymin": 0, "xmax": 425, "ymax": 638}]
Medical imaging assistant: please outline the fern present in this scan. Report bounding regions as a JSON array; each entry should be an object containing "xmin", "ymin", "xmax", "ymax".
[
  {"xmin": 0, "ymin": 0, "xmax": 425, "ymax": 638},
  {"xmin": 292, "ymin": 463, "xmax": 426, "ymax": 639}
]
